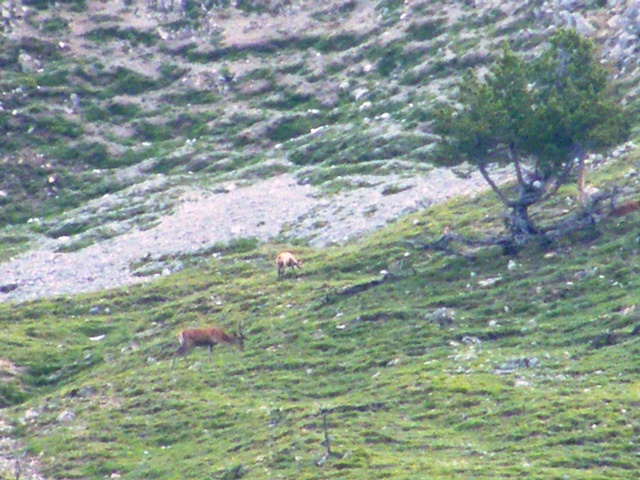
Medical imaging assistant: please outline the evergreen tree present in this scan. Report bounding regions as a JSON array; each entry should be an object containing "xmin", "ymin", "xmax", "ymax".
[{"xmin": 433, "ymin": 29, "xmax": 630, "ymax": 247}]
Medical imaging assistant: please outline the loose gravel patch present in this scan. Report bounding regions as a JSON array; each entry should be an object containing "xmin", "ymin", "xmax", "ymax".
[{"xmin": 0, "ymin": 169, "xmax": 510, "ymax": 304}]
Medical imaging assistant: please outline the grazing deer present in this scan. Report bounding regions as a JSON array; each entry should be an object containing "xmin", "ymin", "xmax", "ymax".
[
  {"xmin": 609, "ymin": 200, "xmax": 640, "ymax": 217},
  {"xmin": 173, "ymin": 325, "xmax": 244, "ymax": 363},
  {"xmin": 276, "ymin": 251, "xmax": 302, "ymax": 278}
]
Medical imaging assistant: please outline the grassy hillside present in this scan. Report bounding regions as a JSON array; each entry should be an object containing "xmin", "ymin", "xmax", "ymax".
[
  {"xmin": 2, "ymin": 151, "xmax": 640, "ymax": 478},
  {"xmin": 2, "ymin": 0, "xmax": 640, "ymax": 478}
]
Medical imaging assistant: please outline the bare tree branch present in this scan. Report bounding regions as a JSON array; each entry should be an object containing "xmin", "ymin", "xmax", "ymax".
[
  {"xmin": 408, "ymin": 187, "xmax": 622, "ymax": 257},
  {"xmin": 511, "ymin": 144, "xmax": 526, "ymax": 186},
  {"xmin": 478, "ymin": 161, "xmax": 510, "ymax": 207}
]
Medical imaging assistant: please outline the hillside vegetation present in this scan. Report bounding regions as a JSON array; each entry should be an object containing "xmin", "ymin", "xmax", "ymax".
[
  {"xmin": 2, "ymin": 0, "xmax": 640, "ymax": 478},
  {"xmin": 2, "ymin": 0, "xmax": 639, "ymax": 227},
  {"xmin": 2, "ymin": 157, "xmax": 640, "ymax": 478}
]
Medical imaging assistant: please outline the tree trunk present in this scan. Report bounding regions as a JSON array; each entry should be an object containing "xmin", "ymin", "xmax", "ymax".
[
  {"xmin": 498, "ymin": 203, "xmax": 540, "ymax": 256},
  {"xmin": 507, "ymin": 203, "xmax": 538, "ymax": 238}
]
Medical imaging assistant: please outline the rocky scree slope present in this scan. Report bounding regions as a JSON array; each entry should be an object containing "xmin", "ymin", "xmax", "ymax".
[{"xmin": 0, "ymin": 0, "xmax": 639, "ymax": 304}]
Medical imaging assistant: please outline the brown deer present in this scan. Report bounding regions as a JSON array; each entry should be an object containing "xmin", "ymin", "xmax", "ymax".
[
  {"xmin": 609, "ymin": 200, "xmax": 640, "ymax": 217},
  {"xmin": 173, "ymin": 325, "xmax": 244, "ymax": 362},
  {"xmin": 276, "ymin": 251, "xmax": 302, "ymax": 278}
]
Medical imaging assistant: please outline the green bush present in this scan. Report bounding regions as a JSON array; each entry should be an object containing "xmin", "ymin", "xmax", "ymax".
[
  {"xmin": 34, "ymin": 115, "xmax": 82, "ymax": 139},
  {"xmin": 0, "ymin": 382, "xmax": 28, "ymax": 408},
  {"xmin": 266, "ymin": 116, "xmax": 322, "ymax": 142},
  {"xmin": 56, "ymin": 141, "xmax": 111, "ymax": 168},
  {"xmin": 103, "ymin": 67, "xmax": 159, "ymax": 97},
  {"xmin": 22, "ymin": 0, "xmax": 86, "ymax": 11},
  {"xmin": 406, "ymin": 19, "xmax": 446, "ymax": 41},
  {"xmin": 41, "ymin": 16, "xmax": 70, "ymax": 33},
  {"xmin": 84, "ymin": 27, "xmax": 158, "ymax": 47}
]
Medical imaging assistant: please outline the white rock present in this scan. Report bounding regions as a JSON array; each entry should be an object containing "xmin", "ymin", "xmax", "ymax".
[{"xmin": 57, "ymin": 410, "xmax": 76, "ymax": 423}]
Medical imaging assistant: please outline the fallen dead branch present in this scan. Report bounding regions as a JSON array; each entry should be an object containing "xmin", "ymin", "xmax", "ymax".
[
  {"xmin": 407, "ymin": 188, "xmax": 624, "ymax": 257},
  {"xmin": 323, "ymin": 272, "xmax": 397, "ymax": 304}
]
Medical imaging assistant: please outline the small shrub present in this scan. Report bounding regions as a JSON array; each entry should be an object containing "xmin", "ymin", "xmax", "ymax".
[
  {"xmin": 34, "ymin": 115, "xmax": 82, "ymax": 139},
  {"xmin": 315, "ymin": 33, "xmax": 363, "ymax": 53},
  {"xmin": 84, "ymin": 27, "xmax": 158, "ymax": 47},
  {"xmin": 103, "ymin": 67, "xmax": 158, "ymax": 97},
  {"xmin": 23, "ymin": 0, "xmax": 86, "ymax": 11},
  {"xmin": 133, "ymin": 120, "xmax": 172, "ymax": 142},
  {"xmin": 37, "ymin": 69, "xmax": 69, "ymax": 87},
  {"xmin": 266, "ymin": 116, "xmax": 321, "ymax": 142},
  {"xmin": 41, "ymin": 16, "xmax": 70, "ymax": 34},
  {"xmin": 0, "ymin": 382, "xmax": 28, "ymax": 408},
  {"xmin": 406, "ymin": 19, "xmax": 446, "ymax": 41},
  {"xmin": 236, "ymin": 0, "xmax": 290, "ymax": 14}
]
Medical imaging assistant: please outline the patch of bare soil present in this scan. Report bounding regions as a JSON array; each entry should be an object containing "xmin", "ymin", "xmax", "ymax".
[{"xmin": 0, "ymin": 169, "xmax": 510, "ymax": 304}]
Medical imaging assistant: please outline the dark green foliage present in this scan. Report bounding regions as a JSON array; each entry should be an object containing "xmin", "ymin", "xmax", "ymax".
[
  {"xmin": 434, "ymin": 30, "xmax": 630, "ymax": 171},
  {"xmin": 261, "ymin": 91, "xmax": 321, "ymax": 111},
  {"xmin": 83, "ymin": 101, "xmax": 141, "ymax": 123},
  {"xmin": 34, "ymin": 115, "xmax": 83, "ymax": 140},
  {"xmin": 22, "ymin": 0, "xmax": 86, "ymax": 11},
  {"xmin": 36, "ymin": 68, "xmax": 70, "ymax": 87},
  {"xmin": 374, "ymin": 43, "xmax": 403, "ymax": 77},
  {"xmin": 132, "ymin": 120, "xmax": 171, "ymax": 142},
  {"xmin": 161, "ymin": 90, "xmax": 219, "ymax": 105},
  {"xmin": 84, "ymin": 27, "xmax": 159, "ymax": 47},
  {"xmin": 315, "ymin": 33, "xmax": 364, "ymax": 53},
  {"xmin": 101, "ymin": 67, "xmax": 162, "ymax": 97},
  {"xmin": 0, "ymin": 382, "xmax": 28, "ymax": 407},
  {"xmin": 55, "ymin": 141, "xmax": 110, "ymax": 168},
  {"xmin": 41, "ymin": 16, "xmax": 71, "ymax": 34},
  {"xmin": 406, "ymin": 19, "xmax": 446, "ymax": 41},
  {"xmin": 265, "ymin": 115, "xmax": 322, "ymax": 142},
  {"xmin": 235, "ymin": 0, "xmax": 291, "ymax": 14},
  {"xmin": 367, "ymin": 41, "xmax": 426, "ymax": 78},
  {"xmin": 107, "ymin": 101, "xmax": 141, "ymax": 121},
  {"xmin": 432, "ymin": 29, "xmax": 631, "ymax": 241},
  {"xmin": 288, "ymin": 129, "xmax": 426, "ymax": 167}
]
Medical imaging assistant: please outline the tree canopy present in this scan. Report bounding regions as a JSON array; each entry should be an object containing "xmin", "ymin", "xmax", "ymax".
[{"xmin": 432, "ymin": 29, "xmax": 630, "ymax": 243}]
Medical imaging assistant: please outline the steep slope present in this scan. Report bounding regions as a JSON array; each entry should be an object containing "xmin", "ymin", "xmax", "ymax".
[
  {"xmin": 1, "ymin": 155, "xmax": 640, "ymax": 478},
  {"xmin": 2, "ymin": 0, "xmax": 639, "ymax": 226},
  {"xmin": 1, "ymin": 2, "xmax": 640, "ymax": 478}
]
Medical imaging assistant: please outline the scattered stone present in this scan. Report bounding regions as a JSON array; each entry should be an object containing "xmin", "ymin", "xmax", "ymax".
[
  {"xmin": 461, "ymin": 335, "xmax": 481, "ymax": 345},
  {"xmin": 478, "ymin": 276, "xmax": 502, "ymax": 287},
  {"xmin": 57, "ymin": 410, "xmax": 76, "ymax": 423},
  {"xmin": 18, "ymin": 51, "xmax": 41, "ymax": 73},
  {"xmin": 0, "ymin": 283, "xmax": 18, "ymax": 293},
  {"xmin": 67, "ymin": 386, "xmax": 96, "ymax": 398},
  {"xmin": 387, "ymin": 357, "xmax": 401, "ymax": 366},
  {"xmin": 425, "ymin": 307, "xmax": 456, "ymax": 326},
  {"xmin": 493, "ymin": 357, "xmax": 539, "ymax": 375},
  {"xmin": 22, "ymin": 409, "xmax": 39, "ymax": 423}
]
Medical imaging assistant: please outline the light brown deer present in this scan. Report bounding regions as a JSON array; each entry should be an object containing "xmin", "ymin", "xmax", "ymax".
[
  {"xmin": 276, "ymin": 251, "xmax": 302, "ymax": 278},
  {"xmin": 173, "ymin": 325, "xmax": 244, "ymax": 362}
]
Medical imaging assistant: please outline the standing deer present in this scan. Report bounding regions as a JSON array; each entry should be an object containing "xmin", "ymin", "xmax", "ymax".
[
  {"xmin": 276, "ymin": 251, "xmax": 302, "ymax": 278},
  {"xmin": 173, "ymin": 325, "xmax": 244, "ymax": 363}
]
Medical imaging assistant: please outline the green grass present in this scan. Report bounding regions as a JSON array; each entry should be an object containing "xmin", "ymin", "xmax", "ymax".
[
  {"xmin": 2, "ymin": 177, "xmax": 640, "ymax": 478},
  {"xmin": 1, "ymin": 0, "xmax": 640, "ymax": 477}
]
